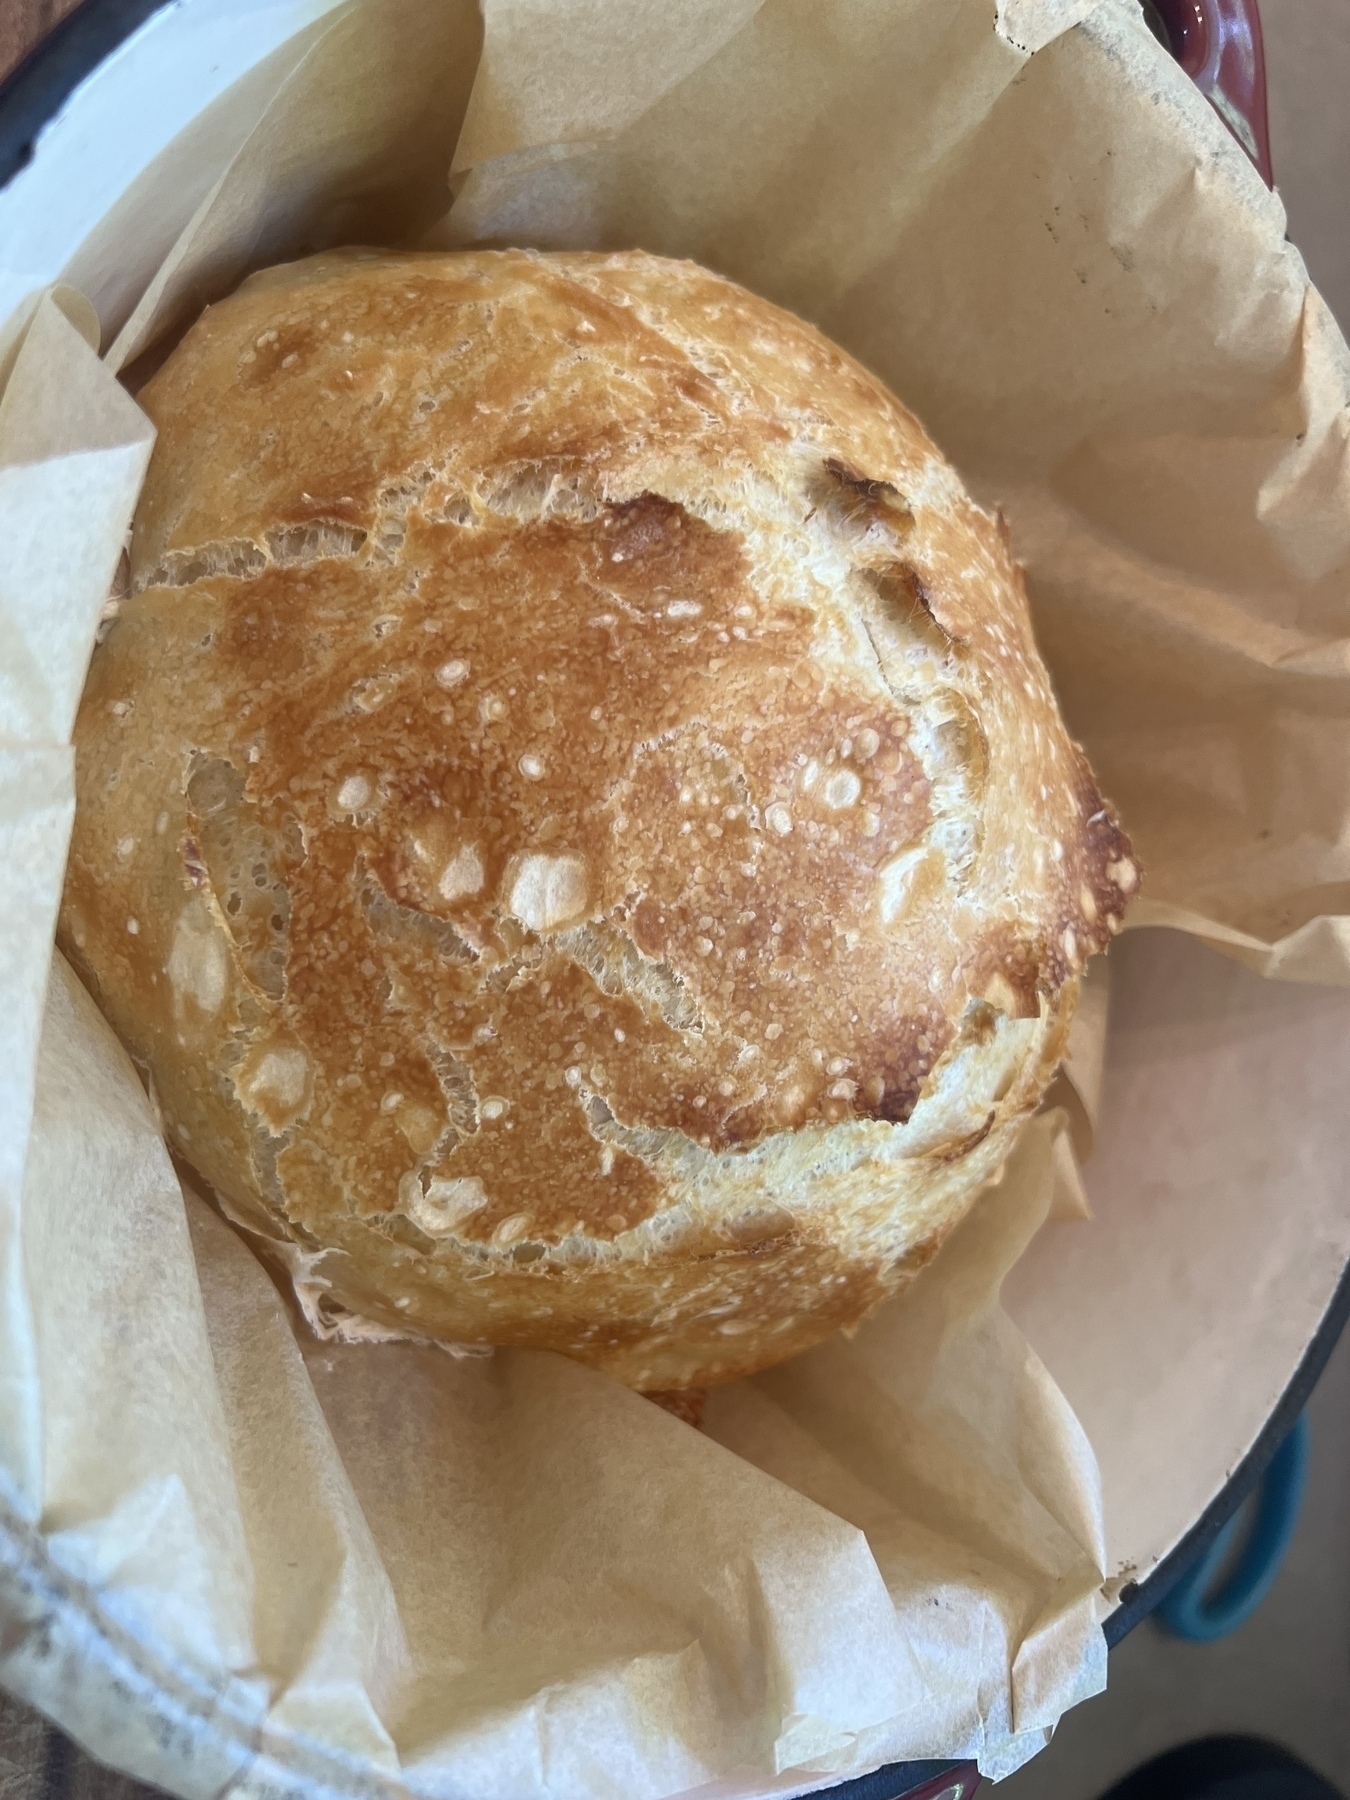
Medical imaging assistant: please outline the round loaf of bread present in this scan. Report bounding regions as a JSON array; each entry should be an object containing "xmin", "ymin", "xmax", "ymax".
[{"xmin": 61, "ymin": 248, "xmax": 1135, "ymax": 1390}]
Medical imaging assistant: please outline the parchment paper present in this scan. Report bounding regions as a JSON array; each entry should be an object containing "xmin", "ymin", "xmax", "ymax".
[
  {"xmin": 1, "ymin": 0, "xmax": 1348, "ymax": 1794},
  {"xmin": 1005, "ymin": 926, "xmax": 1350, "ymax": 1600}
]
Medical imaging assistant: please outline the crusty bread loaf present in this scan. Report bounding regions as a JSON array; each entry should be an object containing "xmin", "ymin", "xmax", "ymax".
[{"xmin": 60, "ymin": 248, "xmax": 1135, "ymax": 1389}]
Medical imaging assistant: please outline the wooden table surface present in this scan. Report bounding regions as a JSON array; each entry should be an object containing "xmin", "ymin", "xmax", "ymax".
[{"xmin": 1, "ymin": 0, "xmax": 86, "ymax": 87}]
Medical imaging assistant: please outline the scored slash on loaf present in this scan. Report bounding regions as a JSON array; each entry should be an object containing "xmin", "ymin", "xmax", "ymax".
[{"xmin": 60, "ymin": 248, "xmax": 1136, "ymax": 1390}]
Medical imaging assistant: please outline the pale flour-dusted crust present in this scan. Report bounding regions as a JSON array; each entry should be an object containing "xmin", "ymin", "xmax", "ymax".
[{"xmin": 61, "ymin": 249, "xmax": 1135, "ymax": 1390}]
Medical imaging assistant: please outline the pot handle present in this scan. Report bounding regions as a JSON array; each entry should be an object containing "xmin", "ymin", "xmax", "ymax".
[
  {"xmin": 1157, "ymin": 1412, "xmax": 1309, "ymax": 1642},
  {"xmin": 1142, "ymin": 0, "xmax": 1273, "ymax": 186}
]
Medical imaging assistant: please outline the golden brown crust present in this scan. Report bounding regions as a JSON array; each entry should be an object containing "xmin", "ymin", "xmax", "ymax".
[{"xmin": 61, "ymin": 249, "xmax": 1134, "ymax": 1389}]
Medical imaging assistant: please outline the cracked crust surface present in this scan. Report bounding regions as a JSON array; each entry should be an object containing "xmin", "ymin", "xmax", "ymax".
[{"xmin": 61, "ymin": 249, "xmax": 1135, "ymax": 1389}]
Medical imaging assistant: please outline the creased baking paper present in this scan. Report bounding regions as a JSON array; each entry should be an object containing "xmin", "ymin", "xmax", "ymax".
[{"xmin": 0, "ymin": 0, "xmax": 1347, "ymax": 1794}]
